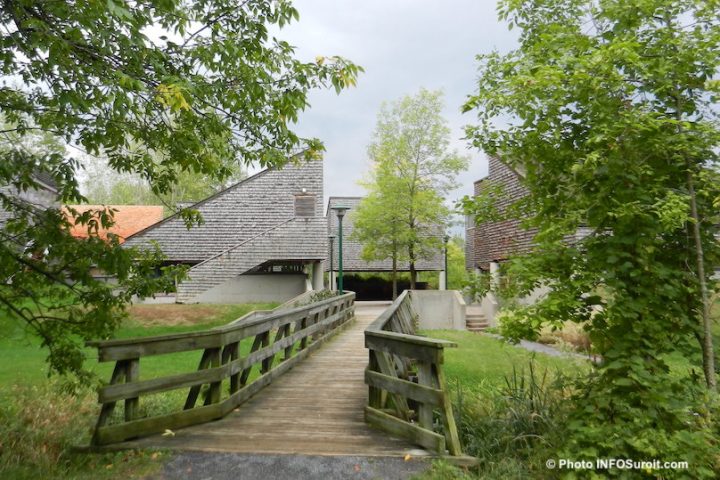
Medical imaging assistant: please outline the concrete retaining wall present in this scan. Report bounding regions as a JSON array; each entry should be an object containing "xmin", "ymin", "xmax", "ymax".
[
  {"xmin": 410, "ymin": 290, "xmax": 466, "ymax": 330},
  {"xmin": 193, "ymin": 274, "xmax": 306, "ymax": 304},
  {"xmin": 476, "ymin": 284, "xmax": 551, "ymax": 327}
]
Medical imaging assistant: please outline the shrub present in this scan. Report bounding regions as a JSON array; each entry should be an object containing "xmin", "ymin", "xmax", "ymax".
[
  {"xmin": 560, "ymin": 374, "xmax": 720, "ymax": 479},
  {"xmin": 496, "ymin": 309, "xmax": 540, "ymax": 342}
]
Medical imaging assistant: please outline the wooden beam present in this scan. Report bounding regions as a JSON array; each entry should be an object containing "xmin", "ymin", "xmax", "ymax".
[
  {"xmin": 373, "ymin": 352, "xmax": 411, "ymax": 420},
  {"xmin": 184, "ymin": 348, "xmax": 214, "ymax": 410},
  {"xmin": 435, "ymin": 365, "xmax": 462, "ymax": 456},
  {"xmin": 124, "ymin": 359, "xmax": 139, "ymax": 422},
  {"xmin": 364, "ymin": 369, "xmax": 442, "ymax": 407},
  {"xmin": 203, "ymin": 348, "xmax": 221, "ymax": 406},
  {"xmin": 364, "ymin": 406, "xmax": 445, "ymax": 454},
  {"xmin": 365, "ymin": 333, "xmax": 445, "ymax": 364},
  {"xmin": 416, "ymin": 363, "xmax": 435, "ymax": 430},
  {"xmin": 91, "ymin": 360, "xmax": 127, "ymax": 445}
]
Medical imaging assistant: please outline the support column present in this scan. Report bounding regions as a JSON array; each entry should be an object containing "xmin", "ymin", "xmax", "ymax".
[
  {"xmin": 304, "ymin": 264, "xmax": 313, "ymax": 292},
  {"xmin": 487, "ymin": 261, "xmax": 500, "ymax": 326},
  {"xmin": 311, "ymin": 261, "xmax": 323, "ymax": 291},
  {"xmin": 439, "ymin": 271, "xmax": 447, "ymax": 291}
]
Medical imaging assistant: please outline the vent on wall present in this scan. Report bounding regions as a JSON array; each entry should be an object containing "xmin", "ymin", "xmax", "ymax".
[{"xmin": 294, "ymin": 194, "xmax": 316, "ymax": 217}]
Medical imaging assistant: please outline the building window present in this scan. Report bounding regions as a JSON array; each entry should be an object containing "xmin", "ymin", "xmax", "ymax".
[{"xmin": 294, "ymin": 194, "xmax": 316, "ymax": 217}]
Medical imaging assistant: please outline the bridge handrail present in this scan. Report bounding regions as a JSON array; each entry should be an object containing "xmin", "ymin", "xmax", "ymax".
[
  {"xmin": 364, "ymin": 290, "xmax": 463, "ymax": 456},
  {"xmin": 88, "ymin": 291, "xmax": 355, "ymax": 446}
]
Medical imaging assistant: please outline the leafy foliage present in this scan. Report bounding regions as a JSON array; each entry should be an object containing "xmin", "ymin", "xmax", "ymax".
[
  {"xmin": 353, "ymin": 89, "xmax": 469, "ymax": 291},
  {"xmin": 81, "ymin": 154, "xmax": 247, "ymax": 207},
  {"xmin": 446, "ymin": 236, "xmax": 470, "ymax": 291},
  {"xmin": 0, "ymin": 0, "xmax": 361, "ymax": 382},
  {"xmin": 463, "ymin": 0, "xmax": 720, "ymax": 475},
  {"xmin": 462, "ymin": 270, "xmax": 493, "ymax": 303}
]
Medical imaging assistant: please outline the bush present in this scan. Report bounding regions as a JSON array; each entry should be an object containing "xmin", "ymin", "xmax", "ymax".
[
  {"xmin": 496, "ymin": 309, "xmax": 541, "ymax": 343},
  {"xmin": 560, "ymin": 374, "xmax": 720, "ymax": 479}
]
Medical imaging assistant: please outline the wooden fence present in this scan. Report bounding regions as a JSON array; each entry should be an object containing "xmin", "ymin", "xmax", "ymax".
[
  {"xmin": 364, "ymin": 290, "xmax": 463, "ymax": 456},
  {"xmin": 88, "ymin": 292, "xmax": 355, "ymax": 446}
]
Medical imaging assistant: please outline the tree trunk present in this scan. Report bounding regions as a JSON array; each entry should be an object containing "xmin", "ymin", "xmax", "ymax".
[
  {"xmin": 668, "ymin": 63, "xmax": 717, "ymax": 389},
  {"xmin": 408, "ymin": 244, "xmax": 416, "ymax": 289},
  {"xmin": 687, "ymin": 170, "xmax": 717, "ymax": 390},
  {"xmin": 392, "ymin": 254, "xmax": 398, "ymax": 300}
]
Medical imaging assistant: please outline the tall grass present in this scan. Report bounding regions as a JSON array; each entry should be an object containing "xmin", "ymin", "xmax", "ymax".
[
  {"xmin": 0, "ymin": 382, "xmax": 162, "ymax": 479},
  {"xmin": 452, "ymin": 358, "xmax": 574, "ymax": 478}
]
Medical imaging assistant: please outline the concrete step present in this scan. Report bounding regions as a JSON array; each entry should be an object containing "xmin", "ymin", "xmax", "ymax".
[
  {"xmin": 466, "ymin": 317, "xmax": 489, "ymax": 332},
  {"xmin": 467, "ymin": 327, "xmax": 489, "ymax": 332}
]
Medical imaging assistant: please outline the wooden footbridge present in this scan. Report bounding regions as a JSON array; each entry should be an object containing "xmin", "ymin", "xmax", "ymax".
[{"xmin": 88, "ymin": 291, "xmax": 467, "ymax": 460}]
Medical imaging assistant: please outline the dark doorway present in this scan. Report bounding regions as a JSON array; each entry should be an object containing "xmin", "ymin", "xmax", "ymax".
[{"xmin": 339, "ymin": 274, "xmax": 428, "ymax": 301}]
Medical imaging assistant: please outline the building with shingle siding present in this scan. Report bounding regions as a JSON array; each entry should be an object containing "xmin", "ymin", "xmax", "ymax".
[
  {"xmin": 465, "ymin": 156, "xmax": 602, "ymax": 325},
  {"xmin": 0, "ymin": 172, "xmax": 59, "ymax": 227},
  {"xmin": 124, "ymin": 155, "xmax": 326, "ymax": 304},
  {"xmin": 463, "ymin": 156, "xmax": 540, "ymax": 326},
  {"xmin": 326, "ymin": 197, "xmax": 444, "ymax": 281},
  {"xmin": 466, "ymin": 156, "xmax": 536, "ymax": 272}
]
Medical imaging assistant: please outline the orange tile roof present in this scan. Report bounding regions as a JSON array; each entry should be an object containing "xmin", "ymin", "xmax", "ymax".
[{"xmin": 64, "ymin": 205, "xmax": 164, "ymax": 244}]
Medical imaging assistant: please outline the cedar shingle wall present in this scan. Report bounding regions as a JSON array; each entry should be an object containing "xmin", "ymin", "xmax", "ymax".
[
  {"xmin": 176, "ymin": 217, "xmax": 327, "ymax": 302},
  {"xmin": 123, "ymin": 157, "xmax": 324, "ymax": 263},
  {"xmin": 326, "ymin": 197, "xmax": 443, "ymax": 272},
  {"xmin": 0, "ymin": 184, "xmax": 59, "ymax": 227},
  {"xmin": 471, "ymin": 157, "xmax": 537, "ymax": 270}
]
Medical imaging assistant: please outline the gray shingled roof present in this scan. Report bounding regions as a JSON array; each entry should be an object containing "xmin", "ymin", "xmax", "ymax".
[
  {"xmin": 326, "ymin": 197, "xmax": 443, "ymax": 272},
  {"xmin": 124, "ymin": 157, "xmax": 324, "ymax": 263},
  {"xmin": 33, "ymin": 171, "xmax": 58, "ymax": 192}
]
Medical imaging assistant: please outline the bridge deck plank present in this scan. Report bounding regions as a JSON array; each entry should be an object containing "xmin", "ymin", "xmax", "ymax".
[{"xmin": 114, "ymin": 303, "xmax": 426, "ymax": 456}]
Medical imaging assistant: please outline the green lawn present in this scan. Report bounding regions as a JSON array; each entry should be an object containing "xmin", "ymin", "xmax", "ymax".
[
  {"xmin": 423, "ymin": 330, "xmax": 588, "ymax": 395},
  {"xmin": 0, "ymin": 302, "xmax": 279, "ymax": 480},
  {"xmin": 429, "ymin": 294, "xmax": 720, "ymax": 393},
  {"xmin": 0, "ymin": 302, "xmax": 278, "ymax": 389}
]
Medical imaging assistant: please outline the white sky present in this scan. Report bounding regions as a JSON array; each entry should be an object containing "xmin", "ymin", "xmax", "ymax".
[{"xmin": 253, "ymin": 0, "xmax": 519, "ymax": 215}]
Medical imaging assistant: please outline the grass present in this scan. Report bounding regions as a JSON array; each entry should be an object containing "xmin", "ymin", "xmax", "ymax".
[
  {"xmin": 0, "ymin": 302, "xmax": 278, "ymax": 388},
  {"xmin": 414, "ymin": 296, "xmax": 720, "ymax": 479},
  {"xmin": 412, "ymin": 330, "xmax": 586, "ymax": 480},
  {"xmin": 423, "ymin": 329, "xmax": 587, "ymax": 394},
  {"xmin": 0, "ymin": 302, "xmax": 278, "ymax": 480}
]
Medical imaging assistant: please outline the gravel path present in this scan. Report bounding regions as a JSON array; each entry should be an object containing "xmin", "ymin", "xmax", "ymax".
[
  {"xmin": 149, "ymin": 452, "xmax": 430, "ymax": 480},
  {"xmin": 483, "ymin": 332, "xmax": 599, "ymax": 362}
]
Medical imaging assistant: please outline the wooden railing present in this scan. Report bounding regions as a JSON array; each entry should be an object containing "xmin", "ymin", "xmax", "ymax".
[
  {"xmin": 364, "ymin": 290, "xmax": 462, "ymax": 456},
  {"xmin": 88, "ymin": 292, "xmax": 355, "ymax": 446}
]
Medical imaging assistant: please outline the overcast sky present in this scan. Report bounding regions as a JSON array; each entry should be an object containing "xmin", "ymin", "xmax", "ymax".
[{"xmin": 266, "ymin": 0, "xmax": 519, "ymax": 215}]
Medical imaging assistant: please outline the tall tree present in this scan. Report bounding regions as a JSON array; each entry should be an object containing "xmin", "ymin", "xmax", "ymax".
[
  {"xmin": 357, "ymin": 89, "xmax": 468, "ymax": 289},
  {"xmin": 463, "ymin": 0, "xmax": 720, "ymax": 468},
  {"xmin": 352, "ymin": 168, "xmax": 409, "ymax": 299},
  {"xmin": 0, "ymin": 0, "xmax": 360, "ymax": 382}
]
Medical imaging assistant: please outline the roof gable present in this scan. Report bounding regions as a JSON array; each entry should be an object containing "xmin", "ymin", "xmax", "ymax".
[{"xmin": 123, "ymin": 155, "xmax": 323, "ymax": 263}]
